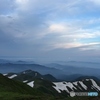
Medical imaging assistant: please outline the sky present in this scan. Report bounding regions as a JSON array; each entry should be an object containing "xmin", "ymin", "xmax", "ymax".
[{"xmin": 0, "ymin": 0, "xmax": 100, "ymax": 63}]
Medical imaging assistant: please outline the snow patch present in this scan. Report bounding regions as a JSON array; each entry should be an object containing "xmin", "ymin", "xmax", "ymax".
[
  {"xmin": 53, "ymin": 82, "xmax": 77, "ymax": 93},
  {"xmin": 27, "ymin": 81, "xmax": 34, "ymax": 87},
  {"xmin": 66, "ymin": 82, "xmax": 76, "ymax": 90},
  {"xmin": 23, "ymin": 80, "xmax": 28, "ymax": 83},
  {"xmin": 3, "ymin": 74, "xmax": 7, "ymax": 76},
  {"xmin": 53, "ymin": 82, "xmax": 69, "ymax": 93},
  {"xmin": 8, "ymin": 74, "xmax": 17, "ymax": 79},
  {"xmin": 86, "ymin": 79, "xmax": 90, "ymax": 81},
  {"xmin": 79, "ymin": 81, "xmax": 87, "ymax": 90},
  {"xmin": 90, "ymin": 79, "xmax": 100, "ymax": 91},
  {"xmin": 73, "ymin": 82, "xmax": 78, "ymax": 86}
]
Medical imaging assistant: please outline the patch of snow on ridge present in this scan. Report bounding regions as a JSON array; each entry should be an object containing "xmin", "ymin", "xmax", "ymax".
[
  {"xmin": 27, "ymin": 81, "xmax": 34, "ymax": 87},
  {"xmin": 86, "ymin": 79, "xmax": 90, "ymax": 81},
  {"xmin": 23, "ymin": 80, "xmax": 28, "ymax": 83},
  {"xmin": 53, "ymin": 82, "xmax": 77, "ymax": 93},
  {"xmin": 90, "ymin": 79, "xmax": 100, "ymax": 91},
  {"xmin": 79, "ymin": 81, "xmax": 87, "ymax": 90},
  {"xmin": 8, "ymin": 74, "xmax": 17, "ymax": 79},
  {"xmin": 66, "ymin": 82, "xmax": 76, "ymax": 90},
  {"xmin": 53, "ymin": 82, "xmax": 69, "ymax": 93},
  {"xmin": 73, "ymin": 82, "xmax": 78, "ymax": 86},
  {"xmin": 3, "ymin": 74, "xmax": 7, "ymax": 76},
  {"xmin": 53, "ymin": 80, "xmax": 91, "ymax": 93},
  {"xmin": 92, "ymin": 85, "xmax": 99, "ymax": 92}
]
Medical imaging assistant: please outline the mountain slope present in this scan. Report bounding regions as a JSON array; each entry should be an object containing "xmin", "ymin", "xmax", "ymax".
[
  {"xmin": 4, "ymin": 70, "xmax": 57, "ymax": 82},
  {"xmin": 0, "ymin": 74, "xmax": 61, "ymax": 100},
  {"xmin": 0, "ymin": 73, "xmax": 37, "ymax": 100},
  {"xmin": 4, "ymin": 70, "xmax": 100, "ymax": 95},
  {"xmin": 28, "ymin": 77, "xmax": 100, "ymax": 96},
  {"xmin": 53, "ymin": 78, "xmax": 100, "ymax": 95},
  {"xmin": 0, "ymin": 73, "xmax": 100, "ymax": 100},
  {"xmin": 0, "ymin": 73, "xmax": 36, "ymax": 94}
]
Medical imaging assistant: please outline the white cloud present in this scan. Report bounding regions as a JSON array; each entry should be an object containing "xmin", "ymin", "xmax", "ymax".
[
  {"xmin": 53, "ymin": 42, "xmax": 82, "ymax": 49},
  {"xmin": 79, "ymin": 42, "xmax": 100, "ymax": 51},
  {"xmin": 52, "ymin": 42, "xmax": 100, "ymax": 50},
  {"xmin": 89, "ymin": 0, "xmax": 100, "ymax": 5},
  {"xmin": 49, "ymin": 24, "xmax": 67, "ymax": 33}
]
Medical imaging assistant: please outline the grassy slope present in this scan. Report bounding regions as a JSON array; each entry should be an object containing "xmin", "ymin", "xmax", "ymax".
[
  {"xmin": 0, "ymin": 74, "xmax": 55, "ymax": 100},
  {"xmin": 0, "ymin": 74, "xmax": 100, "ymax": 100}
]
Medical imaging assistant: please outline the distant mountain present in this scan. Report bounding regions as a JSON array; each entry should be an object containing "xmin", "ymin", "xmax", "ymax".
[
  {"xmin": 46, "ymin": 62, "xmax": 100, "ymax": 78},
  {"xmin": 0, "ymin": 59, "xmax": 35, "ymax": 64},
  {"xmin": 75, "ymin": 76, "xmax": 100, "ymax": 82},
  {"xmin": 62, "ymin": 74, "xmax": 83, "ymax": 81},
  {"xmin": 13, "ymin": 60, "xmax": 35, "ymax": 64},
  {"xmin": 0, "ymin": 63, "xmax": 66, "ymax": 79},
  {"xmin": 1, "ymin": 59, "xmax": 100, "ymax": 80},
  {"xmin": 0, "ymin": 59, "xmax": 10, "ymax": 64},
  {"xmin": 55, "ymin": 61, "xmax": 100, "ymax": 68},
  {"xmin": 4, "ymin": 69, "xmax": 58, "ymax": 82},
  {"xmin": 45, "ymin": 63, "xmax": 64, "ymax": 70}
]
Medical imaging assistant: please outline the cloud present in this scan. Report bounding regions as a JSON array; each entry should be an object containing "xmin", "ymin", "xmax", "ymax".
[
  {"xmin": 51, "ymin": 42, "xmax": 100, "ymax": 50},
  {"xmin": 89, "ymin": 0, "xmax": 100, "ymax": 5},
  {"xmin": 44, "ymin": 22, "xmax": 100, "ymax": 50},
  {"xmin": 49, "ymin": 24, "xmax": 67, "ymax": 33},
  {"xmin": 0, "ymin": 12, "xmax": 100, "ymax": 51},
  {"xmin": 0, "ymin": 0, "xmax": 100, "ymax": 62}
]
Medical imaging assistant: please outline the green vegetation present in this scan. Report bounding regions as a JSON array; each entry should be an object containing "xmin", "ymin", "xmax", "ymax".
[
  {"xmin": 0, "ymin": 92, "xmax": 34, "ymax": 100},
  {"xmin": 0, "ymin": 74, "xmax": 35, "ymax": 94},
  {"xmin": 0, "ymin": 74, "xmax": 48, "ymax": 100},
  {"xmin": 0, "ymin": 74, "xmax": 100, "ymax": 100},
  {"xmin": 34, "ymin": 78, "xmax": 60, "ymax": 96}
]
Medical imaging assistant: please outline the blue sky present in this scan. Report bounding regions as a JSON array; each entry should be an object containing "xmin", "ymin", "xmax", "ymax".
[{"xmin": 0, "ymin": 0, "xmax": 100, "ymax": 62}]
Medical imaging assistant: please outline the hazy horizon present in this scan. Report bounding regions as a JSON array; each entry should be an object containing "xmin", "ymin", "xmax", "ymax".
[{"xmin": 0, "ymin": 56, "xmax": 100, "ymax": 64}]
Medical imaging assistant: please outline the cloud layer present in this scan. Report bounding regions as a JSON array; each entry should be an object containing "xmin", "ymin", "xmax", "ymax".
[{"xmin": 0, "ymin": 0, "xmax": 100, "ymax": 62}]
